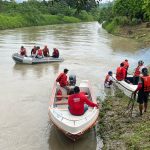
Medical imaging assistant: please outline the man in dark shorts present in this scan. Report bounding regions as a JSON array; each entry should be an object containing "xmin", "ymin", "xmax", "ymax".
[{"xmin": 133, "ymin": 68, "xmax": 150, "ymax": 115}]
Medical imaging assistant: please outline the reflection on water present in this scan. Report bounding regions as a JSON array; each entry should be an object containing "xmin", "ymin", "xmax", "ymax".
[
  {"xmin": 48, "ymin": 125, "xmax": 97, "ymax": 150},
  {"xmin": 13, "ymin": 63, "xmax": 60, "ymax": 78}
]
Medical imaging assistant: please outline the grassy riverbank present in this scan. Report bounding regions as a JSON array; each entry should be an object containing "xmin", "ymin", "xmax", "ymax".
[
  {"xmin": 98, "ymin": 90, "xmax": 150, "ymax": 150},
  {"xmin": 0, "ymin": 13, "xmax": 94, "ymax": 30},
  {"xmin": 102, "ymin": 22, "xmax": 150, "ymax": 48}
]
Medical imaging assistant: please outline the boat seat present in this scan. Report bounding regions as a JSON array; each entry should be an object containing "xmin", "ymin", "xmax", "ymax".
[{"xmin": 56, "ymin": 94, "xmax": 88, "ymax": 98}]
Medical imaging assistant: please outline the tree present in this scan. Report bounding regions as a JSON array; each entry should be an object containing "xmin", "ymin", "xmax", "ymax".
[{"xmin": 143, "ymin": 0, "xmax": 150, "ymax": 20}]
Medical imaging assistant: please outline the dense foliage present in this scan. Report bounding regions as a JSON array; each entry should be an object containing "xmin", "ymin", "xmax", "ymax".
[
  {"xmin": 99, "ymin": 0, "xmax": 150, "ymax": 30},
  {"xmin": 0, "ymin": 0, "xmax": 100, "ymax": 30}
]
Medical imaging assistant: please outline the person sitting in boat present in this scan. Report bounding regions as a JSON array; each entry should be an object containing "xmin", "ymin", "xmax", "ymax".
[
  {"xmin": 56, "ymin": 68, "xmax": 69, "ymax": 92},
  {"xmin": 122, "ymin": 59, "xmax": 129, "ymax": 78},
  {"xmin": 36, "ymin": 46, "xmax": 43, "ymax": 59},
  {"xmin": 68, "ymin": 86, "xmax": 99, "ymax": 116},
  {"xmin": 20, "ymin": 46, "xmax": 27, "ymax": 57},
  {"xmin": 133, "ymin": 60, "xmax": 146, "ymax": 85},
  {"xmin": 43, "ymin": 45, "xmax": 50, "ymax": 57},
  {"xmin": 31, "ymin": 46, "xmax": 37, "ymax": 57},
  {"xmin": 133, "ymin": 68, "xmax": 150, "ymax": 115},
  {"xmin": 52, "ymin": 48, "xmax": 59, "ymax": 58},
  {"xmin": 116, "ymin": 63, "xmax": 126, "ymax": 81},
  {"xmin": 104, "ymin": 71, "xmax": 113, "ymax": 88}
]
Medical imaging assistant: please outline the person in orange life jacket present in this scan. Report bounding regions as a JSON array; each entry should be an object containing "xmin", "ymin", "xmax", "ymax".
[
  {"xmin": 20, "ymin": 46, "xmax": 27, "ymax": 57},
  {"xmin": 116, "ymin": 63, "xmax": 126, "ymax": 81},
  {"xmin": 133, "ymin": 60, "xmax": 146, "ymax": 85},
  {"xmin": 133, "ymin": 68, "xmax": 150, "ymax": 115},
  {"xmin": 31, "ymin": 46, "xmax": 37, "ymax": 57},
  {"xmin": 36, "ymin": 46, "xmax": 43, "ymax": 59},
  {"xmin": 68, "ymin": 86, "xmax": 99, "ymax": 116},
  {"xmin": 43, "ymin": 45, "xmax": 49, "ymax": 57},
  {"xmin": 52, "ymin": 48, "xmax": 59, "ymax": 58},
  {"xmin": 104, "ymin": 71, "xmax": 113, "ymax": 88},
  {"xmin": 122, "ymin": 59, "xmax": 129, "ymax": 78},
  {"xmin": 56, "ymin": 68, "xmax": 69, "ymax": 91}
]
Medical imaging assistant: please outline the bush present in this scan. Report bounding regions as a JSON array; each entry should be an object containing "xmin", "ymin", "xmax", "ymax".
[
  {"xmin": 62, "ymin": 16, "xmax": 80, "ymax": 23},
  {"xmin": 78, "ymin": 10, "xmax": 94, "ymax": 21},
  {"xmin": 113, "ymin": 16, "xmax": 129, "ymax": 26}
]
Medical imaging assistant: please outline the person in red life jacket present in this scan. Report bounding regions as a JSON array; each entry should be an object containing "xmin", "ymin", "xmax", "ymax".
[
  {"xmin": 20, "ymin": 46, "xmax": 27, "ymax": 57},
  {"xmin": 31, "ymin": 46, "xmax": 37, "ymax": 57},
  {"xmin": 52, "ymin": 48, "xmax": 59, "ymax": 58},
  {"xmin": 43, "ymin": 45, "xmax": 50, "ymax": 57},
  {"xmin": 68, "ymin": 86, "xmax": 99, "ymax": 116},
  {"xmin": 56, "ymin": 68, "xmax": 69, "ymax": 91},
  {"xmin": 36, "ymin": 46, "xmax": 43, "ymax": 59},
  {"xmin": 133, "ymin": 60, "xmax": 146, "ymax": 85},
  {"xmin": 104, "ymin": 71, "xmax": 113, "ymax": 88},
  {"xmin": 122, "ymin": 59, "xmax": 129, "ymax": 78},
  {"xmin": 116, "ymin": 63, "xmax": 126, "ymax": 81},
  {"xmin": 133, "ymin": 68, "xmax": 150, "ymax": 115}
]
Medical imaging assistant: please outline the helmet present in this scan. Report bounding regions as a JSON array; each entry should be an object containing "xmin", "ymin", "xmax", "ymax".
[
  {"xmin": 108, "ymin": 71, "xmax": 112, "ymax": 75},
  {"xmin": 142, "ymin": 68, "xmax": 148, "ymax": 76},
  {"xmin": 138, "ymin": 60, "xmax": 144, "ymax": 65}
]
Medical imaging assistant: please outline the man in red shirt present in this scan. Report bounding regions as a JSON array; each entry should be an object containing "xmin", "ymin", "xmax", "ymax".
[
  {"xmin": 68, "ymin": 86, "xmax": 99, "ymax": 116},
  {"xmin": 116, "ymin": 63, "xmax": 126, "ymax": 81},
  {"xmin": 56, "ymin": 69, "xmax": 69, "ymax": 90}
]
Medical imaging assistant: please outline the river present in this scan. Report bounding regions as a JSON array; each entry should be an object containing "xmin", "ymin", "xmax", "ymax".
[{"xmin": 0, "ymin": 22, "xmax": 150, "ymax": 150}]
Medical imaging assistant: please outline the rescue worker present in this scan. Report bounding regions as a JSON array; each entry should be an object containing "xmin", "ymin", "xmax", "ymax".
[
  {"xmin": 36, "ymin": 46, "xmax": 43, "ymax": 58},
  {"xmin": 68, "ymin": 86, "xmax": 99, "ymax": 116},
  {"xmin": 52, "ymin": 48, "xmax": 59, "ymax": 58},
  {"xmin": 43, "ymin": 45, "xmax": 49, "ymax": 57},
  {"xmin": 104, "ymin": 71, "xmax": 113, "ymax": 88},
  {"xmin": 133, "ymin": 60, "xmax": 145, "ymax": 85},
  {"xmin": 133, "ymin": 68, "xmax": 150, "ymax": 115},
  {"xmin": 56, "ymin": 68, "xmax": 69, "ymax": 91},
  {"xmin": 122, "ymin": 59, "xmax": 129, "ymax": 78},
  {"xmin": 116, "ymin": 63, "xmax": 126, "ymax": 81},
  {"xmin": 31, "ymin": 46, "xmax": 37, "ymax": 57},
  {"xmin": 20, "ymin": 46, "xmax": 27, "ymax": 57}
]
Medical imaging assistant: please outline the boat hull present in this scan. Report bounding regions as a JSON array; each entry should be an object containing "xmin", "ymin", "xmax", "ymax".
[
  {"xmin": 48, "ymin": 80, "xmax": 99, "ymax": 141},
  {"xmin": 12, "ymin": 53, "xmax": 64, "ymax": 64}
]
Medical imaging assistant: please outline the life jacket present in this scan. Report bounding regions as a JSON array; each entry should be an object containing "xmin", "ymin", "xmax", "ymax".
[
  {"xmin": 105, "ymin": 75, "xmax": 110, "ymax": 83},
  {"xmin": 32, "ymin": 48, "xmax": 36, "ymax": 54},
  {"xmin": 122, "ymin": 61, "xmax": 129, "ymax": 69},
  {"xmin": 37, "ymin": 49, "xmax": 43, "ymax": 56},
  {"xmin": 53, "ymin": 49, "xmax": 59, "ymax": 57},
  {"xmin": 43, "ymin": 48, "xmax": 49, "ymax": 55},
  {"xmin": 56, "ymin": 89, "xmax": 62, "ymax": 101},
  {"xmin": 116, "ymin": 67, "xmax": 124, "ymax": 81},
  {"xmin": 134, "ymin": 66, "xmax": 141, "ymax": 76},
  {"xmin": 20, "ymin": 48, "xmax": 26, "ymax": 55},
  {"xmin": 141, "ymin": 76, "xmax": 150, "ymax": 92}
]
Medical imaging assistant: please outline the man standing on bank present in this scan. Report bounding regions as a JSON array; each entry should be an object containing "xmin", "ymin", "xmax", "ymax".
[{"xmin": 133, "ymin": 68, "xmax": 150, "ymax": 115}]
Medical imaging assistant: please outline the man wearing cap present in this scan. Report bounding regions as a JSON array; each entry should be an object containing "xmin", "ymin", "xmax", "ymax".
[
  {"xmin": 68, "ymin": 86, "xmax": 99, "ymax": 116},
  {"xmin": 133, "ymin": 68, "xmax": 150, "ymax": 115},
  {"xmin": 56, "ymin": 69, "xmax": 69, "ymax": 90}
]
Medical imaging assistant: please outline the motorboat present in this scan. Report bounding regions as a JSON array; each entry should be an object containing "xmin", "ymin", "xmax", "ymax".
[{"xmin": 48, "ymin": 80, "xmax": 99, "ymax": 141}]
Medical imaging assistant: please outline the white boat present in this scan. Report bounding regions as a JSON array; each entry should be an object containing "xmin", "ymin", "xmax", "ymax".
[
  {"xmin": 48, "ymin": 80, "xmax": 99, "ymax": 141},
  {"xmin": 112, "ymin": 74, "xmax": 137, "ymax": 97},
  {"xmin": 12, "ymin": 53, "xmax": 64, "ymax": 64}
]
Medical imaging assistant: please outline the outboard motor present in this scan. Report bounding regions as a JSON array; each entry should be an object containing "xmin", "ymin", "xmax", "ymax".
[{"xmin": 69, "ymin": 75, "xmax": 76, "ymax": 86}]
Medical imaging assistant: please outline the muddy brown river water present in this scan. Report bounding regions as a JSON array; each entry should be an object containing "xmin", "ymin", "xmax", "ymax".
[{"xmin": 0, "ymin": 22, "xmax": 150, "ymax": 150}]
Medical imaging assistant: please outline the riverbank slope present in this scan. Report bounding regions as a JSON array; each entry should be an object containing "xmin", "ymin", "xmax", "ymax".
[
  {"xmin": 103, "ymin": 22, "xmax": 150, "ymax": 48},
  {"xmin": 98, "ymin": 90, "xmax": 150, "ymax": 150}
]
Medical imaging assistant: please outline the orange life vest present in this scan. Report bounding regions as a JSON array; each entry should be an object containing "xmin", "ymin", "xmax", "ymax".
[
  {"xmin": 56, "ymin": 89, "xmax": 62, "ymax": 101},
  {"xmin": 141, "ymin": 76, "xmax": 150, "ymax": 92},
  {"xmin": 37, "ymin": 49, "xmax": 43, "ymax": 56},
  {"xmin": 105, "ymin": 75, "xmax": 110, "ymax": 83},
  {"xmin": 134, "ymin": 66, "xmax": 141, "ymax": 76},
  {"xmin": 116, "ymin": 67, "xmax": 124, "ymax": 81}
]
